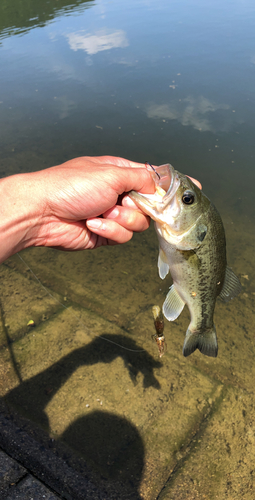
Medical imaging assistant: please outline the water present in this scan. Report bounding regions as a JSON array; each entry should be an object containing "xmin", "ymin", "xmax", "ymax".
[{"xmin": 0, "ymin": 1, "xmax": 255, "ymax": 498}]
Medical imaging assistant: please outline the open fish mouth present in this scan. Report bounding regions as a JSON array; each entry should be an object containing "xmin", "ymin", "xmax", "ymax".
[{"xmin": 129, "ymin": 163, "xmax": 180, "ymax": 217}]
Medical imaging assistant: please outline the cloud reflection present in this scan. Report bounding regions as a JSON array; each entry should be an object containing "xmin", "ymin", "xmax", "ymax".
[
  {"xmin": 146, "ymin": 96, "xmax": 231, "ymax": 132},
  {"xmin": 67, "ymin": 30, "xmax": 128, "ymax": 55},
  {"xmin": 53, "ymin": 95, "xmax": 76, "ymax": 119}
]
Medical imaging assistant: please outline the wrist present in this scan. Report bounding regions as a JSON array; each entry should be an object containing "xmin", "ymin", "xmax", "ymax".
[{"xmin": 0, "ymin": 172, "xmax": 48, "ymax": 263}]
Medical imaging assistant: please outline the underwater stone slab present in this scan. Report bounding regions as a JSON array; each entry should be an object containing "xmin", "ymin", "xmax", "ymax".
[
  {"xmin": 9, "ymin": 305, "xmax": 137, "ymax": 381},
  {"xmin": 157, "ymin": 386, "xmax": 255, "ymax": 500},
  {"xmin": 185, "ymin": 293, "xmax": 255, "ymax": 393},
  {"xmin": 12, "ymin": 234, "xmax": 163, "ymax": 331},
  {"xmin": 41, "ymin": 354, "xmax": 222, "ymax": 498},
  {"xmin": 5, "ymin": 303, "xmax": 162, "ymax": 432},
  {"xmin": 138, "ymin": 362, "xmax": 223, "ymax": 500},
  {"xmin": 0, "ymin": 264, "xmax": 62, "ymax": 344},
  {"xmin": 3, "ymin": 260, "xmax": 250, "ymax": 499},
  {"xmin": 3, "ymin": 302, "xmax": 221, "ymax": 497}
]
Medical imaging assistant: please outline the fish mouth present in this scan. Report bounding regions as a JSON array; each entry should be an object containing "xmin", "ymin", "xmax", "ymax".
[{"xmin": 129, "ymin": 163, "xmax": 180, "ymax": 217}]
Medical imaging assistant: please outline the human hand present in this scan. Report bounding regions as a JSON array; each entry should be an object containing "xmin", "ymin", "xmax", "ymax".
[{"xmin": 32, "ymin": 156, "xmax": 156, "ymax": 250}]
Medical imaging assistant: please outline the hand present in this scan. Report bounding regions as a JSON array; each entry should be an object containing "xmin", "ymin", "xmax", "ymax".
[{"xmin": 27, "ymin": 156, "xmax": 156, "ymax": 250}]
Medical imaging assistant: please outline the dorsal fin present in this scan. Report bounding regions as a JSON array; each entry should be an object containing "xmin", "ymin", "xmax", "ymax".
[{"xmin": 219, "ymin": 266, "xmax": 242, "ymax": 302}]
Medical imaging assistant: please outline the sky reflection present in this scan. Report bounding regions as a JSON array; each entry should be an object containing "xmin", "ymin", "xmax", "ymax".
[
  {"xmin": 67, "ymin": 29, "xmax": 129, "ymax": 54},
  {"xmin": 146, "ymin": 96, "xmax": 239, "ymax": 133},
  {"xmin": 0, "ymin": 0, "xmax": 255, "ymax": 184}
]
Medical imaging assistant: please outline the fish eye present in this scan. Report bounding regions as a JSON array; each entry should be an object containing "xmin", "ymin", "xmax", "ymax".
[{"xmin": 182, "ymin": 191, "xmax": 195, "ymax": 205}]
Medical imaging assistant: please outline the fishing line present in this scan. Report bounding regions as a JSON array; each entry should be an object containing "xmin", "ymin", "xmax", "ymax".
[
  {"xmin": 145, "ymin": 161, "xmax": 161, "ymax": 180},
  {"xmin": 17, "ymin": 253, "xmax": 146, "ymax": 353}
]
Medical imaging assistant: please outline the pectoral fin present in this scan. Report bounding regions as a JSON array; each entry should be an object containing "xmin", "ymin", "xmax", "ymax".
[
  {"xmin": 158, "ymin": 248, "xmax": 169, "ymax": 279},
  {"xmin": 163, "ymin": 285, "xmax": 185, "ymax": 321},
  {"xmin": 219, "ymin": 266, "xmax": 242, "ymax": 302}
]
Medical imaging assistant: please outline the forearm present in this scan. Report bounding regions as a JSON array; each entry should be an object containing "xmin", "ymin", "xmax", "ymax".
[{"xmin": 0, "ymin": 172, "xmax": 46, "ymax": 264}]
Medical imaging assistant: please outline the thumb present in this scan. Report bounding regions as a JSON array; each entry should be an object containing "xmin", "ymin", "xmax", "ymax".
[{"xmin": 115, "ymin": 166, "xmax": 156, "ymax": 195}]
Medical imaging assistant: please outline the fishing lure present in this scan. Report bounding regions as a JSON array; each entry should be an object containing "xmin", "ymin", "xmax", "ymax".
[{"xmin": 152, "ymin": 305, "xmax": 167, "ymax": 358}]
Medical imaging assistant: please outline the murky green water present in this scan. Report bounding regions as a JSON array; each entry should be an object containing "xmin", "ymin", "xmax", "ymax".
[{"xmin": 0, "ymin": 1, "xmax": 255, "ymax": 498}]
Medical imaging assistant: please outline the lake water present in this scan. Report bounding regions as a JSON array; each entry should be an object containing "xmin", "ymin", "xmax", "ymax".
[{"xmin": 0, "ymin": 1, "xmax": 254, "ymax": 498}]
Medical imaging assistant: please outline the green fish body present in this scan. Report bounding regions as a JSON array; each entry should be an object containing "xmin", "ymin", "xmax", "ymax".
[{"xmin": 130, "ymin": 164, "xmax": 241, "ymax": 357}]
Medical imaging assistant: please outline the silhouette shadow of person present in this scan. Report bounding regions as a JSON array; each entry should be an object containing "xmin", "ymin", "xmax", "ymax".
[
  {"xmin": 5, "ymin": 333, "xmax": 162, "ymax": 429},
  {"xmin": 3, "ymin": 332, "xmax": 162, "ymax": 498},
  {"xmin": 61, "ymin": 410, "xmax": 145, "ymax": 498}
]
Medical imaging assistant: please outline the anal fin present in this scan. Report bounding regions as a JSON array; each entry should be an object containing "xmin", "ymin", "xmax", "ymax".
[{"xmin": 163, "ymin": 285, "xmax": 185, "ymax": 321}]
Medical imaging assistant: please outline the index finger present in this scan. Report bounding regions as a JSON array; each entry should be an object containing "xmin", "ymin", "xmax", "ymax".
[{"xmin": 91, "ymin": 155, "xmax": 146, "ymax": 169}]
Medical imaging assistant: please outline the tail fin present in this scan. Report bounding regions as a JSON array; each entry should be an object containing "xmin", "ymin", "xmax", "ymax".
[{"xmin": 183, "ymin": 326, "xmax": 218, "ymax": 358}]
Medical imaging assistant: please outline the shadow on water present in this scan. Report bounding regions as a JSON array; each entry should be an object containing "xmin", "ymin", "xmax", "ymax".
[{"xmin": 3, "ymin": 333, "xmax": 162, "ymax": 496}]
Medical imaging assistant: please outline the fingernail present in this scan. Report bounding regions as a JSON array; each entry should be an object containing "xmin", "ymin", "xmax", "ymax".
[
  {"xmin": 87, "ymin": 219, "xmax": 104, "ymax": 230},
  {"xmin": 106, "ymin": 207, "xmax": 119, "ymax": 219}
]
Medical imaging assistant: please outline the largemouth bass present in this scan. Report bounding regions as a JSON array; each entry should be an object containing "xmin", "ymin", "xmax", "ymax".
[{"xmin": 130, "ymin": 164, "xmax": 241, "ymax": 358}]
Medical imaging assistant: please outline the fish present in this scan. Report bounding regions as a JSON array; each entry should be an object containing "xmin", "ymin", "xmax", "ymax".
[{"xmin": 129, "ymin": 163, "xmax": 241, "ymax": 358}]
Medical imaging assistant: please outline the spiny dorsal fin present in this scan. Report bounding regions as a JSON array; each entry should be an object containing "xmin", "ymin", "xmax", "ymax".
[{"xmin": 219, "ymin": 266, "xmax": 242, "ymax": 303}]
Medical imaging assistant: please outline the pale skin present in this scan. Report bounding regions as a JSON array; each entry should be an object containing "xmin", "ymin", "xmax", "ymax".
[{"xmin": 0, "ymin": 155, "xmax": 201, "ymax": 265}]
